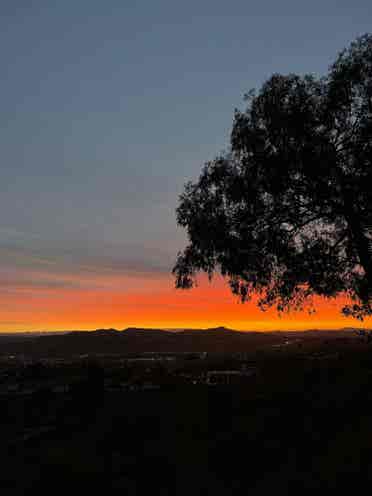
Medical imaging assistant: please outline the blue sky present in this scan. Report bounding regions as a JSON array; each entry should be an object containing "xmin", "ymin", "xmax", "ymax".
[{"xmin": 1, "ymin": 0, "xmax": 371, "ymax": 329}]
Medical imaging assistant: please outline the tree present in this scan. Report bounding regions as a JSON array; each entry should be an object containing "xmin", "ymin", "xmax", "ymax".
[{"xmin": 173, "ymin": 34, "xmax": 372, "ymax": 320}]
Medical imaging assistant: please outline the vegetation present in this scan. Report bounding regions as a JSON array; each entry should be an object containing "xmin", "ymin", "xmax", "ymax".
[{"xmin": 174, "ymin": 34, "xmax": 372, "ymax": 319}]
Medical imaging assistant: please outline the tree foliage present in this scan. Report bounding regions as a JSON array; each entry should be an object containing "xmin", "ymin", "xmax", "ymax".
[{"xmin": 173, "ymin": 34, "xmax": 372, "ymax": 319}]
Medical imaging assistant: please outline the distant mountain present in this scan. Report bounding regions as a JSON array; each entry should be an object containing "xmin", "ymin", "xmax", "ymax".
[
  {"xmin": 0, "ymin": 326, "xmax": 369, "ymax": 359},
  {"xmin": 123, "ymin": 327, "xmax": 175, "ymax": 338},
  {"xmin": 0, "ymin": 326, "xmax": 282, "ymax": 357},
  {"xmin": 184, "ymin": 326, "xmax": 238, "ymax": 335}
]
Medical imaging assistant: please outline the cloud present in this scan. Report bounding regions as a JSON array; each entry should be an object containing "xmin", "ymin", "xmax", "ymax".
[
  {"xmin": 0, "ymin": 276, "xmax": 86, "ymax": 291},
  {"xmin": 0, "ymin": 237, "xmax": 176, "ymax": 297},
  {"xmin": 0, "ymin": 234, "xmax": 173, "ymax": 277}
]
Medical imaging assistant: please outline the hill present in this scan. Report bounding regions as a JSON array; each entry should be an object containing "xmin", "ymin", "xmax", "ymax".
[{"xmin": 0, "ymin": 326, "xmax": 369, "ymax": 359}]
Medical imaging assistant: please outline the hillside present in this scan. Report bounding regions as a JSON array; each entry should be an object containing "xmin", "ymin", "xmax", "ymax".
[{"xmin": 0, "ymin": 326, "xmax": 368, "ymax": 359}]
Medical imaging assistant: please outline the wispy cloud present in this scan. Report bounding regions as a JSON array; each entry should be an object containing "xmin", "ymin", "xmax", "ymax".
[{"xmin": 0, "ymin": 228, "xmax": 174, "ymax": 296}]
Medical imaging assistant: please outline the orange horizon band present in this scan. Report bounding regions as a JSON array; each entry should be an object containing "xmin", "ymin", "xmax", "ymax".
[{"xmin": 1, "ymin": 274, "xmax": 371, "ymax": 332}]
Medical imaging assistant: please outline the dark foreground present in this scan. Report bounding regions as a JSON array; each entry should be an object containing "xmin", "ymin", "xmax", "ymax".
[{"xmin": 2, "ymin": 343, "xmax": 372, "ymax": 494}]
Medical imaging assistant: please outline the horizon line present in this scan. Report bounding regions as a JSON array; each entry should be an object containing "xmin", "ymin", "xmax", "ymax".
[{"xmin": 1, "ymin": 325, "xmax": 371, "ymax": 335}]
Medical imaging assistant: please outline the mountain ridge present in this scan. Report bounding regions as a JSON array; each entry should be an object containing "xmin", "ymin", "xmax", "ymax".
[{"xmin": 0, "ymin": 325, "xmax": 369, "ymax": 358}]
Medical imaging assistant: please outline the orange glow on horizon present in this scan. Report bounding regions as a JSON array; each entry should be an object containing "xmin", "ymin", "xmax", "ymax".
[{"xmin": 1, "ymin": 273, "xmax": 371, "ymax": 332}]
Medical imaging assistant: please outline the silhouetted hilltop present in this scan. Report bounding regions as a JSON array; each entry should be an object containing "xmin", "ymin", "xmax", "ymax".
[
  {"xmin": 0, "ymin": 326, "xmax": 370, "ymax": 359},
  {"xmin": 180, "ymin": 326, "xmax": 238, "ymax": 335},
  {"xmin": 123, "ymin": 327, "xmax": 175, "ymax": 338},
  {"xmin": 0, "ymin": 326, "xmax": 280, "ymax": 357}
]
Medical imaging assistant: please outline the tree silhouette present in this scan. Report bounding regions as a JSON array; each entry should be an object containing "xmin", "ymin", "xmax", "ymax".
[{"xmin": 173, "ymin": 34, "xmax": 372, "ymax": 320}]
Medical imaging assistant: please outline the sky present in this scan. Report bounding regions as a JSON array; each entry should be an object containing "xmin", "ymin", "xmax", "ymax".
[{"xmin": 1, "ymin": 0, "xmax": 372, "ymax": 331}]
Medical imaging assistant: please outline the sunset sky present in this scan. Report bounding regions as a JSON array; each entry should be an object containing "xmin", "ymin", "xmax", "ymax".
[{"xmin": 1, "ymin": 0, "xmax": 372, "ymax": 332}]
